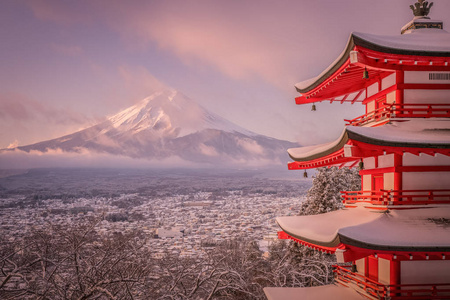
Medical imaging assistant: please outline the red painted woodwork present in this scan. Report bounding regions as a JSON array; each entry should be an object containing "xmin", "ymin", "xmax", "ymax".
[
  {"xmin": 334, "ymin": 265, "xmax": 450, "ymax": 300},
  {"xmin": 359, "ymin": 166, "xmax": 450, "ymax": 175},
  {"xmin": 390, "ymin": 260, "xmax": 401, "ymax": 286},
  {"xmin": 354, "ymin": 45, "xmax": 450, "ymax": 71},
  {"xmin": 277, "ymin": 231, "xmax": 336, "ymax": 253},
  {"xmin": 295, "ymin": 46, "xmax": 450, "ymax": 106},
  {"xmin": 368, "ymin": 256, "xmax": 379, "ymax": 282},
  {"xmin": 288, "ymin": 139, "xmax": 450, "ymax": 171},
  {"xmin": 396, "ymin": 71, "xmax": 404, "ymax": 106},
  {"xmin": 341, "ymin": 189, "xmax": 450, "ymax": 207},
  {"xmin": 345, "ymin": 103, "xmax": 450, "ymax": 126},
  {"xmin": 373, "ymin": 175, "xmax": 384, "ymax": 191}
]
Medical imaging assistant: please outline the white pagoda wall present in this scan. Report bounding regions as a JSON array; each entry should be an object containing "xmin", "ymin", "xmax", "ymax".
[
  {"xmin": 382, "ymin": 73, "xmax": 396, "ymax": 91},
  {"xmin": 361, "ymin": 154, "xmax": 450, "ymax": 191},
  {"xmin": 404, "ymin": 89, "xmax": 450, "ymax": 104},
  {"xmin": 404, "ymin": 71, "xmax": 450, "ymax": 84},
  {"xmin": 404, "ymin": 71, "xmax": 450, "ymax": 104},
  {"xmin": 403, "ymin": 153, "xmax": 450, "ymax": 166},
  {"xmin": 366, "ymin": 75, "xmax": 396, "ymax": 113},
  {"xmin": 401, "ymin": 260, "xmax": 450, "ymax": 284},
  {"xmin": 403, "ymin": 172, "xmax": 450, "ymax": 190}
]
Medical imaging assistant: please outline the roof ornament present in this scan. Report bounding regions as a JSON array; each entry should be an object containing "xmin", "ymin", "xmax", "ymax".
[{"xmin": 410, "ymin": 0, "xmax": 433, "ymax": 17}]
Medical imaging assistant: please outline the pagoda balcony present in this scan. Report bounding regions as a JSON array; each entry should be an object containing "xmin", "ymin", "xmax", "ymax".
[
  {"xmin": 334, "ymin": 265, "xmax": 450, "ymax": 300},
  {"xmin": 341, "ymin": 189, "xmax": 450, "ymax": 207},
  {"xmin": 345, "ymin": 103, "xmax": 450, "ymax": 127}
]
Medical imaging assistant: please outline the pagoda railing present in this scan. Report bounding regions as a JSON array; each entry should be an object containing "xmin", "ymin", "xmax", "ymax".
[
  {"xmin": 334, "ymin": 265, "xmax": 450, "ymax": 299},
  {"xmin": 341, "ymin": 189, "xmax": 450, "ymax": 206},
  {"xmin": 345, "ymin": 103, "xmax": 450, "ymax": 126}
]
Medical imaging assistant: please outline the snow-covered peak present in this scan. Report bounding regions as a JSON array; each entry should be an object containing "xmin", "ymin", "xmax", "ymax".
[{"xmin": 107, "ymin": 90, "xmax": 256, "ymax": 137}]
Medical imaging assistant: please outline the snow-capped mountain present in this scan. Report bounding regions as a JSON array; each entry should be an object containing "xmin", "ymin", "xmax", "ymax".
[{"xmin": 15, "ymin": 90, "xmax": 298, "ymax": 165}]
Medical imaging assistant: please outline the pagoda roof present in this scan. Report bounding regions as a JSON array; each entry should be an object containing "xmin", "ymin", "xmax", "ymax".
[
  {"xmin": 288, "ymin": 119, "xmax": 450, "ymax": 169},
  {"xmin": 264, "ymin": 285, "xmax": 365, "ymax": 300},
  {"xmin": 276, "ymin": 207, "xmax": 450, "ymax": 253},
  {"xmin": 295, "ymin": 28, "xmax": 450, "ymax": 105}
]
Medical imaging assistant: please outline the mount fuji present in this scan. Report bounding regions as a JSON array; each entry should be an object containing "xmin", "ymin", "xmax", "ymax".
[{"xmin": 13, "ymin": 90, "xmax": 298, "ymax": 166}]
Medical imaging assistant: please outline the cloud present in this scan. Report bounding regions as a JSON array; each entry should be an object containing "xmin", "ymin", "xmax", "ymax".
[
  {"xmin": 0, "ymin": 93, "xmax": 89, "ymax": 125},
  {"xmin": 101, "ymin": 1, "xmax": 302, "ymax": 88},
  {"xmin": 118, "ymin": 65, "xmax": 169, "ymax": 101},
  {"xmin": 23, "ymin": 0, "xmax": 324, "ymax": 89},
  {"xmin": 0, "ymin": 93, "xmax": 93, "ymax": 148},
  {"xmin": 27, "ymin": 0, "xmax": 93, "ymax": 25},
  {"xmin": 237, "ymin": 139, "xmax": 264, "ymax": 155},
  {"xmin": 51, "ymin": 43, "xmax": 84, "ymax": 56},
  {"xmin": 0, "ymin": 148, "xmax": 200, "ymax": 169}
]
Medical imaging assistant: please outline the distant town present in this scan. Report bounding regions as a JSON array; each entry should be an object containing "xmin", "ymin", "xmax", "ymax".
[{"xmin": 0, "ymin": 168, "xmax": 311, "ymax": 258}]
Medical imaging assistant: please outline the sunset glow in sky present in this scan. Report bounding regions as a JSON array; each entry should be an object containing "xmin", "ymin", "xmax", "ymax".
[{"xmin": 2, "ymin": 0, "xmax": 450, "ymax": 150}]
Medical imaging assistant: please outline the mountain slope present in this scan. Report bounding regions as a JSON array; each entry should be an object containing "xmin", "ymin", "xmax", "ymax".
[{"xmin": 15, "ymin": 90, "xmax": 298, "ymax": 165}]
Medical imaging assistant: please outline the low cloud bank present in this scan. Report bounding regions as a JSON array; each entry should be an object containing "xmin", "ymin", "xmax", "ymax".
[
  {"xmin": 0, "ymin": 148, "xmax": 197, "ymax": 169},
  {"xmin": 0, "ymin": 148, "xmax": 283, "ymax": 170}
]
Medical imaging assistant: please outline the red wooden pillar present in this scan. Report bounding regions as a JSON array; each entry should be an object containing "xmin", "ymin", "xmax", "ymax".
[
  {"xmin": 393, "ymin": 153, "xmax": 402, "ymax": 189},
  {"xmin": 395, "ymin": 71, "xmax": 404, "ymax": 105},
  {"xmin": 368, "ymin": 255, "xmax": 379, "ymax": 281},
  {"xmin": 390, "ymin": 260, "xmax": 401, "ymax": 296}
]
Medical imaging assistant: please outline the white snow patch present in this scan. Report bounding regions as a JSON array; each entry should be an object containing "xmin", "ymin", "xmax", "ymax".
[
  {"xmin": 288, "ymin": 119, "xmax": 450, "ymax": 160},
  {"xmin": 264, "ymin": 284, "xmax": 365, "ymax": 300},
  {"xmin": 277, "ymin": 207, "xmax": 450, "ymax": 248},
  {"xmin": 295, "ymin": 28, "xmax": 450, "ymax": 91}
]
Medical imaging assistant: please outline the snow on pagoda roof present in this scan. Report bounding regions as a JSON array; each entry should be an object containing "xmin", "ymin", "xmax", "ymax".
[
  {"xmin": 288, "ymin": 119, "xmax": 450, "ymax": 162},
  {"xmin": 264, "ymin": 285, "xmax": 365, "ymax": 300},
  {"xmin": 276, "ymin": 207, "xmax": 450, "ymax": 251},
  {"xmin": 295, "ymin": 28, "xmax": 450, "ymax": 93}
]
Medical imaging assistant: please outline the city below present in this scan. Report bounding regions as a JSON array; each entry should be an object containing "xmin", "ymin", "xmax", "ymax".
[{"xmin": 0, "ymin": 168, "xmax": 311, "ymax": 258}]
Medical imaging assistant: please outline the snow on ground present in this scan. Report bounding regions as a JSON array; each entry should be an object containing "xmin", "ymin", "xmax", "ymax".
[{"xmin": 264, "ymin": 284, "xmax": 366, "ymax": 300}]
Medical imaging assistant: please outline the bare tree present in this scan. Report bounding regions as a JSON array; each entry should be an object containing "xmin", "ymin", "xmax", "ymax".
[{"xmin": 1, "ymin": 218, "xmax": 155, "ymax": 299}]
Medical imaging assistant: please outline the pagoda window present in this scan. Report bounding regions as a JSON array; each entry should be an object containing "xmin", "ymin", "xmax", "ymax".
[
  {"xmin": 362, "ymin": 174, "xmax": 372, "ymax": 191},
  {"xmin": 383, "ymin": 172, "xmax": 395, "ymax": 190},
  {"xmin": 367, "ymin": 82, "xmax": 380, "ymax": 98},
  {"xmin": 363, "ymin": 157, "xmax": 376, "ymax": 169},
  {"xmin": 386, "ymin": 91, "xmax": 396, "ymax": 104},
  {"xmin": 381, "ymin": 73, "xmax": 396, "ymax": 90},
  {"xmin": 378, "ymin": 153, "xmax": 394, "ymax": 168},
  {"xmin": 378, "ymin": 258, "xmax": 391, "ymax": 285},
  {"xmin": 355, "ymin": 258, "xmax": 365, "ymax": 276}
]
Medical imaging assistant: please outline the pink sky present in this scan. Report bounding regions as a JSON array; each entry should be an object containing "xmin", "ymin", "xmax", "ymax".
[{"xmin": 1, "ymin": 0, "xmax": 450, "ymax": 151}]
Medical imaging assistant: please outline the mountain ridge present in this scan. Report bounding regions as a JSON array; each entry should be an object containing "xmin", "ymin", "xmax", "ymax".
[{"xmin": 9, "ymin": 89, "xmax": 298, "ymax": 166}]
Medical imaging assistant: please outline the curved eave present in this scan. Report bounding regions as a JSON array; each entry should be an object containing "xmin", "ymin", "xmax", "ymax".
[
  {"xmin": 279, "ymin": 228, "xmax": 450, "ymax": 254},
  {"xmin": 295, "ymin": 36, "xmax": 355, "ymax": 94},
  {"xmin": 288, "ymin": 123, "xmax": 450, "ymax": 170},
  {"xmin": 288, "ymin": 130, "xmax": 349, "ymax": 162},
  {"xmin": 339, "ymin": 234, "xmax": 450, "ymax": 253},
  {"xmin": 277, "ymin": 208, "xmax": 450, "ymax": 259},
  {"xmin": 277, "ymin": 221, "xmax": 341, "ymax": 249},
  {"xmin": 295, "ymin": 31, "xmax": 450, "ymax": 95},
  {"xmin": 352, "ymin": 33, "xmax": 450, "ymax": 58}
]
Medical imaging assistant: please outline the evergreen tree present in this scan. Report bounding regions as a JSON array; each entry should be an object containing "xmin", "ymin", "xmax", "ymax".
[{"xmin": 299, "ymin": 167, "xmax": 361, "ymax": 216}]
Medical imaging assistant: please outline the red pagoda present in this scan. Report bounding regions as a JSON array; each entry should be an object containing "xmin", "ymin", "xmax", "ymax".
[{"xmin": 264, "ymin": 1, "xmax": 450, "ymax": 299}]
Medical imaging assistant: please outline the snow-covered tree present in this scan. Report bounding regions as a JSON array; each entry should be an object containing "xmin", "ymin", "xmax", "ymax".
[{"xmin": 299, "ymin": 167, "xmax": 361, "ymax": 216}]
